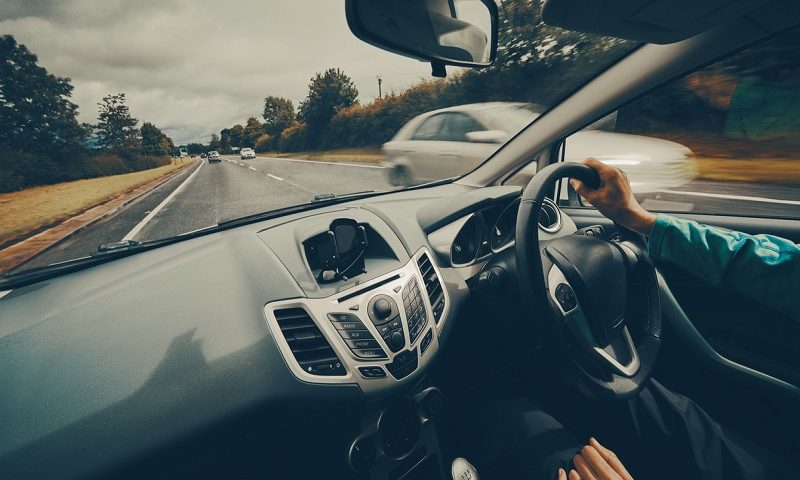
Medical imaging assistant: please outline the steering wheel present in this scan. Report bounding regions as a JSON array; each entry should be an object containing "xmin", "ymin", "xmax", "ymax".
[{"xmin": 515, "ymin": 162, "xmax": 662, "ymax": 400}]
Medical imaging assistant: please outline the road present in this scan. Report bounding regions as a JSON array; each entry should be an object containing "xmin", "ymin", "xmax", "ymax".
[{"xmin": 13, "ymin": 155, "xmax": 800, "ymax": 271}]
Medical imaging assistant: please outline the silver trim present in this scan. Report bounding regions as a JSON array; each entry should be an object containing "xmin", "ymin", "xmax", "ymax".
[
  {"xmin": 547, "ymin": 265, "xmax": 639, "ymax": 377},
  {"xmin": 264, "ymin": 247, "xmax": 448, "ymax": 395},
  {"xmin": 538, "ymin": 198, "xmax": 562, "ymax": 233},
  {"xmin": 428, "ymin": 212, "xmax": 484, "ymax": 267}
]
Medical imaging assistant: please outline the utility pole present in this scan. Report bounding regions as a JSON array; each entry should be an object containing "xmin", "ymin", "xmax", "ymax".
[{"xmin": 377, "ymin": 75, "xmax": 383, "ymax": 99}]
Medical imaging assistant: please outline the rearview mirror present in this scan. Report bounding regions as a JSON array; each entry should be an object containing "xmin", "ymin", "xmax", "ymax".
[{"xmin": 346, "ymin": 0, "xmax": 498, "ymax": 76}]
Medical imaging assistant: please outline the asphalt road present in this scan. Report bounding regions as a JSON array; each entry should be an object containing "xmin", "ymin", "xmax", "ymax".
[{"xmin": 14, "ymin": 155, "xmax": 800, "ymax": 272}]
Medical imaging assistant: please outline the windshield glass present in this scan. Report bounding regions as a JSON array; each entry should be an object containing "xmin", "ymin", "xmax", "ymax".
[{"xmin": 0, "ymin": 0, "xmax": 635, "ymax": 278}]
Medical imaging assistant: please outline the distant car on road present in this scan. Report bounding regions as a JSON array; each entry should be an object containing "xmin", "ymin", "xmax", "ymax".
[
  {"xmin": 240, "ymin": 148, "xmax": 256, "ymax": 160},
  {"xmin": 200, "ymin": 153, "xmax": 207, "ymax": 159},
  {"xmin": 381, "ymin": 102, "xmax": 697, "ymax": 193},
  {"xmin": 207, "ymin": 151, "xmax": 221, "ymax": 163}
]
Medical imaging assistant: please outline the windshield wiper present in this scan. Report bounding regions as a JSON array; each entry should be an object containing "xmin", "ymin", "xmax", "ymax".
[
  {"xmin": 92, "ymin": 239, "xmax": 141, "ymax": 256},
  {"xmin": 312, "ymin": 190, "xmax": 375, "ymax": 203}
]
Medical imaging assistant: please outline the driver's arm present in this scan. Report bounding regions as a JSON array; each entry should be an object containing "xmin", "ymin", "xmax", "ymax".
[{"xmin": 570, "ymin": 158, "xmax": 800, "ymax": 321}]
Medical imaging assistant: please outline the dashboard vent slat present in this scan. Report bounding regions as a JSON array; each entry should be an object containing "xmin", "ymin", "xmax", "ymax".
[
  {"xmin": 417, "ymin": 252, "xmax": 446, "ymax": 324},
  {"xmin": 273, "ymin": 307, "xmax": 345, "ymax": 376}
]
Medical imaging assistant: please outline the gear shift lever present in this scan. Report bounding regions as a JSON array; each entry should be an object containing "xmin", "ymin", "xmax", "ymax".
[{"xmin": 451, "ymin": 457, "xmax": 479, "ymax": 480}]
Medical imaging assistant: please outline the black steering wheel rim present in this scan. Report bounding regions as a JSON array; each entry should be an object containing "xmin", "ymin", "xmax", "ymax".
[{"xmin": 515, "ymin": 162, "xmax": 662, "ymax": 400}]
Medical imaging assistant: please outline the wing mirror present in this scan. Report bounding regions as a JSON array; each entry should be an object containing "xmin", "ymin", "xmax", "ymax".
[
  {"xmin": 466, "ymin": 130, "xmax": 507, "ymax": 144},
  {"xmin": 345, "ymin": 0, "xmax": 499, "ymax": 77}
]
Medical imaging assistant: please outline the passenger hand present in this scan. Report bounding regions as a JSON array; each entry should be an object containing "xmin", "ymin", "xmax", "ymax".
[
  {"xmin": 569, "ymin": 158, "xmax": 657, "ymax": 236},
  {"xmin": 556, "ymin": 437, "xmax": 633, "ymax": 480}
]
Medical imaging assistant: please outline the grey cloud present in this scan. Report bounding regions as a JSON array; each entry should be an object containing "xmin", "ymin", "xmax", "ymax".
[{"xmin": 1, "ymin": 0, "xmax": 432, "ymax": 144}]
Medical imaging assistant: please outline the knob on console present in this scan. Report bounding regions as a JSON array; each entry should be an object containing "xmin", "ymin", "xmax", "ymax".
[
  {"xmin": 388, "ymin": 330, "xmax": 404, "ymax": 350},
  {"xmin": 374, "ymin": 297, "xmax": 392, "ymax": 319},
  {"xmin": 368, "ymin": 294, "xmax": 397, "ymax": 325}
]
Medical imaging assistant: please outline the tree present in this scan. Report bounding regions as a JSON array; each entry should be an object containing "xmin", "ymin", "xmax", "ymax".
[
  {"xmin": 242, "ymin": 117, "xmax": 264, "ymax": 148},
  {"xmin": 140, "ymin": 122, "xmax": 173, "ymax": 156},
  {"xmin": 298, "ymin": 68, "xmax": 358, "ymax": 138},
  {"xmin": 96, "ymin": 93, "xmax": 139, "ymax": 151},
  {"xmin": 208, "ymin": 133, "xmax": 221, "ymax": 151},
  {"xmin": 262, "ymin": 96, "xmax": 295, "ymax": 147},
  {"xmin": 0, "ymin": 34, "xmax": 87, "ymax": 155}
]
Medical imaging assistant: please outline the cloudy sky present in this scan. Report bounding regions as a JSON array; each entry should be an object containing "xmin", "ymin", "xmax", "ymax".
[{"xmin": 0, "ymin": 0, "xmax": 436, "ymax": 145}]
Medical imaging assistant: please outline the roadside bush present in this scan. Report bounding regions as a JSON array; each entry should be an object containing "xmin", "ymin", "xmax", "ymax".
[
  {"xmin": 254, "ymin": 133, "xmax": 272, "ymax": 153},
  {"xmin": 279, "ymin": 122, "xmax": 310, "ymax": 152},
  {"xmin": 0, "ymin": 149, "xmax": 170, "ymax": 193}
]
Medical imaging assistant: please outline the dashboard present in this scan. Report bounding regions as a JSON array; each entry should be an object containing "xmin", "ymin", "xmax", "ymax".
[{"xmin": 0, "ymin": 182, "xmax": 576, "ymax": 480}]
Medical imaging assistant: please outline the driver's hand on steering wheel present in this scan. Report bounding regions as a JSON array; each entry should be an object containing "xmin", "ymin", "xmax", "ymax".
[
  {"xmin": 569, "ymin": 158, "xmax": 657, "ymax": 236},
  {"xmin": 557, "ymin": 437, "xmax": 634, "ymax": 480}
]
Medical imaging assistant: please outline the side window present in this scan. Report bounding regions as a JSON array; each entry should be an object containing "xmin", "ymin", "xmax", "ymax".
[
  {"xmin": 440, "ymin": 113, "xmax": 485, "ymax": 142},
  {"xmin": 411, "ymin": 114, "xmax": 447, "ymax": 141},
  {"xmin": 563, "ymin": 27, "xmax": 800, "ymax": 218}
]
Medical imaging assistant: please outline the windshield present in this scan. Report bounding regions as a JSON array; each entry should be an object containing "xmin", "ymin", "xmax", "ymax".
[{"xmin": 0, "ymin": 0, "xmax": 636, "ymax": 278}]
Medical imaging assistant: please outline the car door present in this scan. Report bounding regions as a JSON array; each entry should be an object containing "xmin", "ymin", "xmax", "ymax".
[
  {"xmin": 540, "ymin": 26, "xmax": 800, "ymax": 463},
  {"xmin": 407, "ymin": 112, "xmax": 495, "ymax": 182}
]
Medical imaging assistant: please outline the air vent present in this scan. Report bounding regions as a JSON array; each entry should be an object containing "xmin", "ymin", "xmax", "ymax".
[
  {"xmin": 274, "ymin": 307, "xmax": 345, "ymax": 376},
  {"xmin": 417, "ymin": 252, "xmax": 446, "ymax": 324},
  {"xmin": 538, "ymin": 198, "xmax": 562, "ymax": 233}
]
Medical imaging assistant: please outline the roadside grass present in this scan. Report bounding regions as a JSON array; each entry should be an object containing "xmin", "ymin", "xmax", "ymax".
[
  {"xmin": 262, "ymin": 148, "xmax": 383, "ymax": 164},
  {"xmin": 0, "ymin": 159, "xmax": 188, "ymax": 247},
  {"xmin": 693, "ymin": 157, "xmax": 800, "ymax": 184}
]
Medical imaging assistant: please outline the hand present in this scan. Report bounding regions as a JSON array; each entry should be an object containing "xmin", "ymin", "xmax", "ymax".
[
  {"xmin": 556, "ymin": 438, "xmax": 633, "ymax": 480},
  {"xmin": 569, "ymin": 158, "xmax": 657, "ymax": 236}
]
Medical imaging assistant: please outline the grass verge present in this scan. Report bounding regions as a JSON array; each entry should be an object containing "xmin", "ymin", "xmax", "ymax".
[
  {"xmin": 694, "ymin": 157, "xmax": 800, "ymax": 184},
  {"xmin": 0, "ymin": 160, "xmax": 187, "ymax": 246},
  {"xmin": 264, "ymin": 148, "xmax": 383, "ymax": 164}
]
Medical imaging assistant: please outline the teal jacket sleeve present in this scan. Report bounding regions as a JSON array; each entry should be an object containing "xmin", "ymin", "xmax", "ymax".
[{"xmin": 647, "ymin": 214, "xmax": 800, "ymax": 320}]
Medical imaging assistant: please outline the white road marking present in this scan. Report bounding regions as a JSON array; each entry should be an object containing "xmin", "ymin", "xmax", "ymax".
[
  {"xmin": 122, "ymin": 160, "xmax": 203, "ymax": 241},
  {"xmin": 0, "ymin": 290, "xmax": 11, "ymax": 300},
  {"xmin": 248, "ymin": 166, "xmax": 257, "ymax": 171},
  {"xmin": 259, "ymin": 156, "xmax": 386, "ymax": 169},
  {"xmin": 267, "ymin": 173, "xmax": 283, "ymax": 181},
  {"xmin": 659, "ymin": 189, "xmax": 800, "ymax": 206}
]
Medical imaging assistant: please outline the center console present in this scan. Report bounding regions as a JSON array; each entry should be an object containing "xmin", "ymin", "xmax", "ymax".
[{"xmin": 264, "ymin": 248, "xmax": 448, "ymax": 395}]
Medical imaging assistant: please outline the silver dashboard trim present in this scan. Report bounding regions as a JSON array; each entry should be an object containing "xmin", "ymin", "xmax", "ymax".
[{"xmin": 264, "ymin": 247, "xmax": 447, "ymax": 395}]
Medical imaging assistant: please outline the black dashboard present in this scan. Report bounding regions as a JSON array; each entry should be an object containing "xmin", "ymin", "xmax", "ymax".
[{"xmin": 0, "ymin": 182, "xmax": 575, "ymax": 479}]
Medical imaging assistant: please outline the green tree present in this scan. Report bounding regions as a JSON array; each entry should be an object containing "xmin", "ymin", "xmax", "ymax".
[
  {"xmin": 208, "ymin": 133, "xmax": 221, "ymax": 151},
  {"xmin": 242, "ymin": 117, "xmax": 264, "ymax": 148},
  {"xmin": 96, "ymin": 93, "xmax": 139, "ymax": 151},
  {"xmin": 298, "ymin": 68, "xmax": 358, "ymax": 140},
  {"xmin": 0, "ymin": 34, "xmax": 87, "ymax": 154},
  {"xmin": 262, "ymin": 96, "xmax": 295, "ymax": 148},
  {"xmin": 140, "ymin": 122, "xmax": 173, "ymax": 156}
]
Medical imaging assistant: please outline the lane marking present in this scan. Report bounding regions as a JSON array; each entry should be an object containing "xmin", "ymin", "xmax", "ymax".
[
  {"xmin": 0, "ymin": 290, "xmax": 11, "ymax": 300},
  {"xmin": 248, "ymin": 166, "xmax": 257, "ymax": 171},
  {"xmin": 658, "ymin": 189, "xmax": 800, "ymax": 206},
  {"xmin": 259, "ymin": 156, "xmax": 386, "ymax": 169},
  {"xmin": 267, "ymin": 173, "xmax": 283, "ymax": 181},
  {"xmin": 122, "ymin": 160, "xmax": 204, "ymax": 241}
]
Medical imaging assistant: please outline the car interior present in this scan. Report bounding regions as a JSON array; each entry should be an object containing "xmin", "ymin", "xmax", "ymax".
[{"xmin": 1, "ymin": 0, "xmax": 799, "ymax": 479}]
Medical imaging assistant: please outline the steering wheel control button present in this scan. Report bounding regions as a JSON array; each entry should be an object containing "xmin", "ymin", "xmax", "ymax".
[
  {"xmin": 386, "ymin": 347, "xmax": 419, "ymax": 380},
  {"xmin": 358, "ymin": 366, "xmax": 387, "ymax": 379},
  {"xmin": 555, "ymin": 283, "xmax": 577, "ymax": 312},
  {"xmin": 402, "ymin": 277, "xmax": 428, "ymax": 345},
  {"xmin": 420, "ymin": 328, "xmax": 433, "ymax": 355},
  {"xmin": 368, "ymin": 294, "xmax": 398, "ymax": 325}
]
